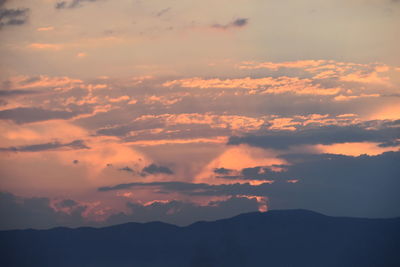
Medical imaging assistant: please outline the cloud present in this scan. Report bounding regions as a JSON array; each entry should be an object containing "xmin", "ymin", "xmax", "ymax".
[
  {"xmin": 0, "ymin": 192, "xmax": 260, "ymax": 229},
  {"xmin": 56, "ymin": 199, "xmax": 78, "ymax": 208},
  {"xmin": 0, "ymin": 107, "xmax": 80, "ymax": 124},
  {"xmin": 0, "ymin": 192, "xmax": 87, "ymax": 230},
  {"xmin": 142, "ymin": 164, "xmax": 173, "ymax": 175},
  {"xmin": 105, "ymin": 196, "xmax": 259, "ymax": 226},
  {"xmin": 0, "ymin": 89, "xmax": 39, "ymax": 97},
  {"xmin": 119, "ymin": 166, "xmax": 134, "ymax": 173},
  {"xmin": 217, "ymin": 151, "xmax": 400, "ymax": 217},
  {"xmin": 0, "ymin": 0, "xmax": 29, "ymax": 29},
  {"xmin": 96, "ymin": 113, "xmax": 264, "ymax": 141},
  {"xmin": 228, "ymin": 121, "xmax": 400, "ymax": 149},
  {"xmin": 28, "ymin": 43, "xmax": 63, "ymax": 51},
  {"xmin": 212, "ymin": 18, "xmax": 249, "ymax": 30},
  {"xmin": 156, "ymin": 7, "xmax": 170, "ymax": 17},
  {"xmin": 378, "ymin": 140, "xmax": 400, "ymax": 147},
  {"xmin": 37, "ymin": 26, "xmax": 54, "ymax": 32},
  {"xmin": 98, "ymin": 151, "xmax": 400, "ymax": 218},
  {"xmin": 213, "ymin": 167, "xmax": 233, "ymax": 175},
  {"xmin": 5, "ymin": 75, "xmax": 83, "ymax": 90},
  {"xmin": 0, "ymin": 140, "xmax": 89, "ymax": 152},
  {"xmin": 238, "ymin": 60, "xmax": 391, "ymax": 85},
  {"xmin": 97, "ymin": 181, "xmax": 273, "ymax": 196},
  {"xmin": 55, "ymin": 0, "xmax": 99, "ymax": 9},
  {"xmin": 162, "ymin": 76, "xmax": 340, "ymax": 96}
]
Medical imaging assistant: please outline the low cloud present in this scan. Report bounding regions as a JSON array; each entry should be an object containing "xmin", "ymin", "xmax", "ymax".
[
  {"xmin": 0, "ymin": 192, "xmax": 87, "ymax": 230},
  {"xmin": 0, "ymin": 192, "xmax": 259, "ymax": 229},
  {"xmin": 99, "ymin": 151, "xmax": 400, "ymax": 218},
  {"xmin": 105, "ymin": 196, "xmax": 259, "ymax": 226}
]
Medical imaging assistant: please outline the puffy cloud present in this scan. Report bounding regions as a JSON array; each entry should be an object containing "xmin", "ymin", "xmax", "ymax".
[
  {"xmin": 163, "ymin": 76, "xmax": 340, "ymax": 96},
  {"xmin": 96, "ymin": 113, "xmax": 264, "ymax": 143}
]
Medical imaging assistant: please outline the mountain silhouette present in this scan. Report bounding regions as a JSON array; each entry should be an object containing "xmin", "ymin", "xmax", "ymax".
[{"xmin": 0, "ymin": 209, "xmax": 399, "ymax": 267}]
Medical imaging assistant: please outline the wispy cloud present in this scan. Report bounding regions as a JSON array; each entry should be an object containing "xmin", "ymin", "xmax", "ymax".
[
  {"xmin": 211, "ymin": 18, "xmax": 249, "ymax": 30},
  {"xmin": 55, "ymin": 0, "xmax": 100, "ymax": 9},
  {"xmin": 0, "ymin": 0, "xmax": 29, "ymax": 29}
]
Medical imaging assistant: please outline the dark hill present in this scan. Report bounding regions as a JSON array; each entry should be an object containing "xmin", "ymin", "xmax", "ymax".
[{"xmin": 0, "ymin": 209, "xmax": 399, "ymax": 267}]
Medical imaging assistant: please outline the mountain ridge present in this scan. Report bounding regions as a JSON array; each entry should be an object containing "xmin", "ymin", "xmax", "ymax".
[{"xmin": 1, "ymin": 209, "xmax": 399, "ymax": 267}]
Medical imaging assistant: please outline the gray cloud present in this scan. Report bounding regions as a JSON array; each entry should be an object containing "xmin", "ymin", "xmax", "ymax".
[
  {"xmin": 212, "ymin": 18, "xmax": 248, "ymax": 30},
  {"xmin": 222, "ymin": 151, "xmax": 400, "ymax": 217},
  {"xmin": 98, "ymin": 181, "xmax": 272, "ymax": 197},
  {"xmin": 156, "ymin": 7, "xmax": 170, "ymax": 17},
  {"xmin": 96, "ymin": 119, "xmax": 165, "ymax": 137},
  {"xmin": 119, "ymin": 166, "xmax": 134, "ymax": 173},
  {"xmin": 213, "ymin": 167, "xmax": 233, "ymax": 175},
  {"xmin": 105, "ymin": 196, "xmax": 259, "ymax": 226},
  {"xmin": 228, "ymin": 121, "xmax": 400, "ymax": 149},
  {"xmin": 0, "ymin": 90, "xmax": 39, "ymax": 97},
  {"xmin": 55, "ymin": 0, "xmax": 99, "ymax": 9},
  {"xmin": 0, "ymin": 0, "xmax": 29, "ymax": 29},
  {"xmin": 0, "ymin": 191, "xmax": 259, "ymax": 229},
  {"xmin": 0, "ymin": 192, "xmax": 87, "ymax": 230},
  {"xmin": 378, "ymin": 140, "xmax": 400, "ymax": 147},
  {"xmin": 142, "ymin": 163, "xmax": 173, "ymax": 175},
  {"xmin": 0, "ymin": 140, "xmax": 89, "ymax": 152},
  {"xmin": 99, "ymin": 151, "xmax": 400, "ymax": 218},
  {"xmin": 0, "ymin": 107, "xmax": 84, "ymax": 124},
  {"xmin": 56, "ymin": 199, "xmax": 79, "ymax": 208}
]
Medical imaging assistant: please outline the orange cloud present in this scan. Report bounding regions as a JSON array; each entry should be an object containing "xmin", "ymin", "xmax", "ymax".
[
  {"xmin": 76, "ymin": 52, "xmax": 87, "ymax": 58},
  {"xmin": 107, "ymin": 95, "xmax": 130, "ymax": 103},
  {"xmin": 195, "ymin": 145, "xmax": 287, "ymax": 185},
  {"xmin": 163, "ymin": 77, "xmax": 340, "ymax": 96},
  {"xmin": 126, "ymin": 136, "xmax": 227, "ymax": 146},
  {"xmin": 28, "ymin": 43, "xmax": 63, "ymax": 50},
  {"xmin": 7, "ymin": 75, "xmax": 83, "ymax": 91},
  {"xmin": 36, "ymin": 26, "xmax": 55, "ymax": 32},
  {"xmin": 334, "ymin": 94, "xmax": 380, "ymax": 101},
  {"xmin": 238, "ymin": 60, "xmax": 326, "ymax": 70},
  {"xmin": 339, "ymin": 71, "xmax": 390, "ymax": 85},
  {"xmin": 368, "ymin": 104, "xmax": 400, "ymax": 120},
  {"xmin": 315, "ymin": 142, "xmax": 399, "ymax": 156}
]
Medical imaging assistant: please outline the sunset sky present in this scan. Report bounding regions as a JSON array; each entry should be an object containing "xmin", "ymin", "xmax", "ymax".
[{"xmin": 0, "ymin": 0, "xmax": 399, "ymax": 230}]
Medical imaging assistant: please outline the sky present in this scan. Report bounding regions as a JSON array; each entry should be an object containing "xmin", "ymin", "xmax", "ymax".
[{"xmin": 0, "ymin": 0, "xmax": 399, "ymax": 230}]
